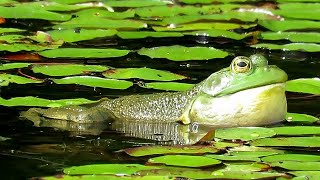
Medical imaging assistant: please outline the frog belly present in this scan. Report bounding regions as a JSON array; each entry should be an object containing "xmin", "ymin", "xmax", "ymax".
[{"xmin": 188, "ymin": 83, "xmax": 287, "ymax": 127}]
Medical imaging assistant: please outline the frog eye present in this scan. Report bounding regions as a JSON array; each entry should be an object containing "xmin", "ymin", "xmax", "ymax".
[{"xmin": 231, "ymin": 56, "xmax": 252, "ymax": 73}]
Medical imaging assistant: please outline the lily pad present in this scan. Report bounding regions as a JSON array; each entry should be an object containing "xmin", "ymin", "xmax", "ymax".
[
  {"xmin": 0, "ymin": 96, "xmax": 95, "ymax": 107},
  {"xmin": 184, "ymin": 29, "xmax": 249, "ymax": 40},
  {"xmin": 251, "ymin": 137, "xmax": 320, "ymax": 147},
  {"xmin": 286, "ymin": 113, "xmax": 319, "ymax": 123},
  {"xmin": 0, "ymin": 6, "xmax": 71, "ymax": 21},
  {"xmin": 138, "ymin": 82, "xmax": 194, "ymax": 91},
  {"xmin": 123, "ymin": 145, "xmax": 219, "ymax": 157},
  {"xmin": 48, "ymin": 29, "xmax": 117, "ymax": 43},
  {"xmin": 274, "ymin": 3, "xmax": 320, "ymax": 20},
  {"xmin": 64, "ymin": 164, "xmax": 160, "ymax": 175},
  {"xmin": 0, "ymin": 42, "xmax": 62, "ymax": 52},
  {"xmin": 0, "ymin": 28, "xmax": 24, "ymax": 34},
  {"xmin": 206, "ymin": 154, "xmax": 261, "ymax": 162},
  {"xmin": 0, "ymin": 35, "xmax": 25, "ymax": 43},
  {"xmin": 38, "ymin": 48, "xmax": 130, "ymax": 58},
  {"xmin": 117, "ymin": 31, "xmax": 183, "ymax": 39},
  {"xmin": 215, "ymin": 127, "xmax": 276, "ymax": 141},
  {"xmin": 289, "ymin": 171, "xmax": 320, "ymax": 179},
  {"xmin": 258, "ymin": 20, "xmax": 320, "ymax": 31},
  {"xmin": 271, "ymin": 161, "xmax": 320, "ymax": 171},
  {"xmin": 286, "ymin": 78, "xmax": 320, "ymax": 94},
  {"xmin": 0, "ymin": 74, "xmax": 42, "ymax": 86},
  {"xmin": 44, "ymin": 175, "xmax": 172, "ymax": 180},
  {"xmin": 104, "ymin": 0, "xmax": 170, "ymax": 7},
  {"xmin": 260, "ymin": 32, "xmax": 320, "ymax": 43},
  {"xmin": 54, "ymin": 17, "xmax": 147, "ymax": 29},
  {"xmin": 261, "ymin": 154, "xmax": 320, "ymax": 162},
  {"xmin": 153, "ymin": 23, "xmax": 255, "ymax": 31},
  {"xmin": 148, "ymin": 155, "xmax": 221, "ymax": 167},
  {"xmin": 32, "ymin": 64, "xmax": 109, "ymax": 76},
  {"xmin": 52, "ymin": 76, "xmax": 133, "ymax": 89},
  {"xmin": 138, "ymin": 45, "xmax": 228, "ymax": 61},
  {"xmin": 103, "ymin": 68, "xmax": 186, "ymax": 81},
  {"xmin": 272, "ymin": 126, "xmax": 320, "ymax": 135},
  {"xmin": 75, "ymin": 9, "xmax": 135, "ymax": 19},
  {"xmin": 0, "ymin": 63, "xmax": 29, "ymax": 70},
  {"xmin": 251, "ymin": 43, "xmax": 320, "ymax": 52}
]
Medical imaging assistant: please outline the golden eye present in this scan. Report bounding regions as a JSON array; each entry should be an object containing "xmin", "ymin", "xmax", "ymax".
[{"xmin": 231, "ymin": 56, "xmax": 252, "ymax": 73}]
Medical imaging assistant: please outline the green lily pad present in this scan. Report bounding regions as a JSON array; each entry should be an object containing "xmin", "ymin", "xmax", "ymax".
[
  {"xmin": 274, "ymin": 3, "xmax": 320, "ymax": 20},
  {"xmin": 286, "ymin": 78, "xmax": 320, "ymax": 94},
  {"xmin": 271, "ymin": 161, "xmax": 320, "ymax": 171},
  {"xmin": 43, "ymin": 175, "xmax": 172, "ymax": 180},
  {"xmin": 251, "ymin": 137, "xmax": 320, "ymax": 147},
  {"xmin": 289, "ymin": 171, "xmax": 320, "ymax": 179},
  {"xmin": 0, "ymin": 63, "xmax": 30, "ymax": 70},
  {"xmin": 153, "ymin": 23, "xmax": 255, "ymax": 31},
  {"xmin": 17, "ymin": 1, "xmax": 98, "ymax": 12},
  {"xmin": 117, "ymin": 31, "xmax": 183, "ymax": 39},
  {"xmin": 0, "ymin": 6, "xmax": 71, "ymax": 21},
  {"xmin": 206, "ymin": 154, "xmax": 261, "ymax": 162},
  {"xmin": 229, "ymin": 151, "xmax": 279, "ymax": 158},
  {"xmin": 260, "ymin": 32, "xmax": 320, "ymax": 43},
  {"xmin": 103, "ymin": 68, "xmax": 186, "ymax": 81},
  {"xmin": 0, "ymin": 35, "xmax": 26, "ymax": 44},
  {"xmin": 0, "ymin": 74, "xmax": 42, "ymax": 86},
  {"xmin": 138, "ymin": 45, "xmax": 228, "ymax": 61},
  {"xmin": 259, "ymin": 20, "xmax": 320, "ymax": 31},
  {"xmin": 215, "ymin": 127, "xmax": 276, "ymax": 141},
  {"xmin": 0, "ymin": 42, "xmax": 62, "ymax": 52},
  {"xmin": 75, "ymin": 9, "xmax": 135, "ymax": 19},
  {"xmin": 184, "ymin": 29, "xmax": 249, "ymax": 40},
  {"xmin": 221, "ymin": 162, "xmax": 270, "ymax": 172},
  {"xmin": 252, "ymin": 43, "xmax": 320, "ymax": 52},
  {"xmin": 0, "ymin": 96, "xmax": 95, "ymax": 107},
  {"xmin": 138, "ymin": 82, "xmax": 194, "ymax": 91},
  {"xmin": 180, "ymin": 0, "xmax": 249, "ymax": 4},
  {"xmin": 229, "ymin": 146, "xmax": 285, "ymax": 154},
  {"xmin": 272, "ymin": 126, "xmax": 320, "ymax": 136},
  {"xmin": 48, "ymin": 29, "xmax": 117, "ymax": 43},
  {"xmin": 0, "ymin": 28, "xmax": 24, "ymax": 34},
  {"xmin": 261, "ymin": 154, "xmax": 320, "ymax": 162},
  {"xmin": 148, "ymin": 155, "xmax": 221, "ymax": 167},
  {"xmin": 123, "ymin": 145, "xmax": 219, "ymax": 157},
  {"xmin": 104, "ymin": 0, "xmax": 170, "ymax": 7},
  {"xmin": 54, "ymin": 17, "xmax": 147, "ymax": 29},
  {"xmin": 52, "ymin": 76, "xmax": 133, "ymax": 89},
  {"xmin": 64, "ymin": 164, "xmax": 160, "ymax": 175},
  {"xmin": 286, "ymin": 113, "xmax": 319, "ymax": 123},
  {"xmin": 38, "ymin": 48, "xmax": 130, "ymax": 58},
  {"xmin": 32, "ymin": 64, "xmax": 109, "ymax": 76}
]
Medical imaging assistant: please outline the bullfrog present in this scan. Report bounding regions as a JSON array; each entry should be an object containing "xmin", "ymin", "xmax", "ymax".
[{"xmin": 21, "ymin": 54, "xmax": 288, "ymax": 127}]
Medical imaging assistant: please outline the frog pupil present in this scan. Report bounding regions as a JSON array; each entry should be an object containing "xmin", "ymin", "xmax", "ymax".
[{"xmin": 237, "ymin": 61, "xmax": 247, "ymax": 67}]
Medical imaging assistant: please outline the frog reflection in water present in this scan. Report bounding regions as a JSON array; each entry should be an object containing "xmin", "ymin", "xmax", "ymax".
[{"xmin": 22, "ymin": 55, "xmax": 287, "ymax": 130}]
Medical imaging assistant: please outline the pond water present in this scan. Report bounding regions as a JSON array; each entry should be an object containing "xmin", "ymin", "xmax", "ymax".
[{"xmin": 0, "ymin": 0, "xmax": 320, "ymax": 179}]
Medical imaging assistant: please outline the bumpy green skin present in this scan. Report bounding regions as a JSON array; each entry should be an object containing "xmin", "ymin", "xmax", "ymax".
[{"xmin": 22, "ymin": 54, "xmax": 288, "ymax": 126}]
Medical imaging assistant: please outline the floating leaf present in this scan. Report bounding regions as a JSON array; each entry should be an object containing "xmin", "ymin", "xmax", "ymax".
[
  {"xmin": 104, "ymin": 0, "xmax": 170, "ymax": 7},
  {"xmin": 138, "ymin": 45, "xmax": 228, "ymax": 61},
  {"xmin": 64, "ymin": 164, "xmax": 160, "ymax": 175},
  {"xmin": 54, "ymin": 17, "xmax": 147, "ymax": 29},
  {"xmin": 138, "ymin": 82, "xmax": 194, "ymax": 91},
  {"xmin": 43, "ymin": 175, "xmax": 172, "ymax": 180},
  {"xmin": 0, "ymin": 42, "xmax": 62, "ymax": 52},
  {"xmin": 206, "ymin": 154, "xmax": 261, "ymax": 162},
  {"xmin": 286, "ymin": 78, "xmax": 320, "ymax": 94},
  {"xmin": 49, "ymin": 29, "xmax": 117, "ymax": 43},
  {"xmin": 215, "ymin": 127, "xmax": 276, "ymax": 141},
  {"xmin": 0, "ymin": 96, "xmax": 95, "ymax": 107},
  {"xmin": 153, "ymin": 23, "xmax": 255, "ymax": 31},
  {"xmin": 53, "ymin": 76, "xmax": 133, "ymax": 89},
  {"xmin": 229, "ymin": 146, "xmax": 285, "ymax": 154},
  {"xmin": 261, "ymin": 154, "xmax": 320, "ymax": 162},
  {"xmin": 0, "ymin": 74, "xmax": 42, "ymax": 86},
  {"xmin": 272, "ymin": 126, "xmax": 320, "ymax": 136},
  {"xmin": 260, "ymin": 32, "xmax": 320, "ymax": 43},
  {"xmin": 75, "ymin": 9, "xmax": 135, "ymax": 19},
  {"xmin": 286, "ymin": 113, "xmax": 319, "ymax": 123},
  {"xmin": 271, "ymin": 161, "xmax": 320, "ymax": 171},
  {"xmin": 0, "ymin": 28, "xmax": 24, "ymax": 34},
  {"xmin": 38, "ymin": 48, "xmax": 130, "ymax": 58},
  {"xmin": 123, "ymin": 145, "xmax": 219, "ymax": 157},
  {"xmin": 184, "ymin": 29, "xmax": 249, "ymax": 40},
  {"xmin": 117, "ymin": 31, "xmax": 183, "ymax": 39},
  {"xmin": 221, "ymin": 162, "xmax": 270, "ymax": 172},
  {"xmin": 259, "ymin": 20, "xmax": 320, "ymax": 31},
  {"xmin": 32, "ymin": 64, "xmax": 109, "ymax": 76},
  {"xmin": 148, "ymin": 155, "xmax": 221, "ymax": 167},
  {"xmin": 0, "ymin": 6, "xmax": 71, "ymax": 21},
  {"xmin": 252, "ymin": 43, "xmax": 320, "ymax": 52},
  {"xmin": 103, "ymin": 68, "xmax": 186, "ymax": 81},
  {"xmin": 289, "ymin": 171, "xmax": 320, "ymax": 180},
  {"xmin": 229, "ymin": 151, "xmax": 279, "ymax": 158},
  {"xmin": 251, "ymin": 137, "xmax": 320, "ymax": 147},
  {"xmin": 274, "ymin": 3, "xmax": 320, "ymax": 20},
  {"xmin": 0, "ymin": 63, "xmax": 29, "ymax": 70}
]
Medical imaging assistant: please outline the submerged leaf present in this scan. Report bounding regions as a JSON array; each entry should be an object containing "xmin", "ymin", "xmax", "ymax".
[
  {"xmin": 32, "ymin": 64, "xmax": 109, "ymax": 76},
  {"xmin": 53, "ymin": 76, "xmax": 133, "ymax": 89},
  {"xmin": 286, "ymin": 78, "xmax": 320, "ymax": 94},
  {"xmin": 38, "ymin": 48, "xmax": 130, "ymax": 58},
  {"xmin": 148, "ymin": 155, "xmax": 221, "ymax": 167},
  {"xmin": 138, "ymin": 45, "xmax": 228, "ymax": 61},
  {"xmin": 123, "ymin": 145, "xmax": 219, "ymax": 157},
  {"xmin": 103, "ymin": 68, "xmax": 186, "ymax": 81},
  {"xmin": 215, "ymin": 127, "xmax": 276, "ymax": 141}
]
